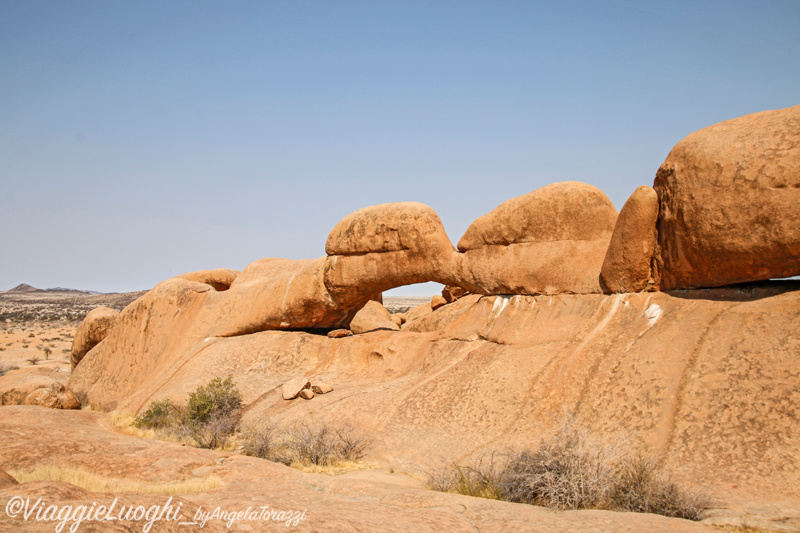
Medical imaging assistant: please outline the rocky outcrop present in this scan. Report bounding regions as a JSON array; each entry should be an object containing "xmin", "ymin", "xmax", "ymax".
[
  {"xmin": 65, "ymin": 280, "xmax": 800, "ymax": 520},
  {"xmin": 0, "ymin": 374, "xmax": 80, "ymax": 409},
  {"xmin": 70, "ymin": 306, "xmax": 119, "ymax": 369},
  {"xmin": 349, "ymin": 300, "xmax": 399, "ymax": 334},
  {"xmin": 441, "ymin": 285, "xmax": 468, "ymax": 303},
  {"xmin": 601, "ymin": 185, "xmax": 659, "ymax": 293},
  {"xmin": 455, "ymin": 182, "xmax": 618, "ymax": 295},
  {"xmin": 22, "ymin": 381, "xmax": 81, "ymax": 410},
  {"xmin": 655, "ymin": 104, "xmax": 800, "ymax": 290}
]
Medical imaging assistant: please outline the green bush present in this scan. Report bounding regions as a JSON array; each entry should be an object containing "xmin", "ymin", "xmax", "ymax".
[
  {"xmin": 134, "ymin": 399, "xmax": 181, "ymax": 429},
  {"xmin": 135, "ymin": 376, "xmax": 243, "ymax": 449},
  {"xmin": 185, "ymin": 376, "xmax": 242, "ymax": 426}
]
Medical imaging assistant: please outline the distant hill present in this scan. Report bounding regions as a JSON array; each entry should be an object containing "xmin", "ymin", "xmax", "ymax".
[
  {"xmin": 6, "ymin": 284, "xmax": 104, "ymax": 295},
  {"xmin": 8, "ymin": 283, "xmax": 39, "ymax": 293}
]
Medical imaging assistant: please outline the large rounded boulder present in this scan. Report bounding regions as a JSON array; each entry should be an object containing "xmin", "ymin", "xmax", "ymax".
[
  {"xmin": 456, "ymin": 182, "xmax": 618, "ymax": 295},
  {"xmin": 655, "ymin": 105, "xmax": 800, "ymax": 290},
  {"xmin": 324, "ymin": 202, "xmax": 460, "ymax": 305}
]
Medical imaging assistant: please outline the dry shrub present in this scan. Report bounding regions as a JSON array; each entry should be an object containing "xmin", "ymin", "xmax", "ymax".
[
  {"xmin": 332, "ymin": 424, "xmax": 370, "ymax": 462},
  {"xmin": 239, "ymin": 420, "xmax": 370, "ymax": 468},
  {"xmin": 611, "ymin": 452, "xmax": 710, "ymax": 520},
  {"xmin": 0, "ymin": 362, "xmax": 19, "ymax": 376},
  {"xmin": 240, "ymin": 421, "xmax": 278, "ymax": 460},
  {"xmin": 452, "ymin": 453, "xmax": 506, "ymax": 500},
  {"xmin": 500, "ymin": 419, "xmax": 625, "ymax": 509},
  {"xmin": 427, "ymin": 416, "xmax": 711, "ymax": 521}
]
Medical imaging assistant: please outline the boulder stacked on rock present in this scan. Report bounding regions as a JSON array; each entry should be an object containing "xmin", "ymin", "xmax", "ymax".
[
  {"xmin": 176, "ymin": 268, "xmax": 239, "ymax": 291},
  {"xmin": 324, "ymin": 202, "xmax": 460, "ymax": 306},
  {"xmin": 70, "ymin": 306, "xmax": 119, "ymax": 369},
  {"xmin": 654, "ymin": 104, "xmax": 800, "ymax": 290},
  {"xmin": 454, "ymin": 182, "xmax": 618, "ymax": 295},
  {"xmin": 348, "ymin": 300, "xmax": 399, "ymax": 334},
  {"xmin": 600, "ymin": 185, "xmax": 659, "ymax": 293}
]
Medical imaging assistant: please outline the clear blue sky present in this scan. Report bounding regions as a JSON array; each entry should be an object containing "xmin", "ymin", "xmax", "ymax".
[{"xmin": 2, "ymin": 1, "xmax": 798, "ymax": 294}]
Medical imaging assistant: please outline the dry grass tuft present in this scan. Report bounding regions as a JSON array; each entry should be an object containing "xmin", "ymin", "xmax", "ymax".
[
  {"xmin": 0, "ymin": 362, "xmax": 19, "ymax": 376},
  {"xmin": 289, "ymin": 460, "xmax": 378, "ymax": 476},
  {"xmin": 8, "ymin": 464, "xmax": 223, "ymax": 494}
]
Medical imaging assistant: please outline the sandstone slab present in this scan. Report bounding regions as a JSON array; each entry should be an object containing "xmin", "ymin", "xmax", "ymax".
[{"xmin": 282, "ymin": 377, "xmax": 311, "ymax": 400}]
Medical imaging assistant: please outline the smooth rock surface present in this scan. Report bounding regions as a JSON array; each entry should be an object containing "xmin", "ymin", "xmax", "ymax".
[{"xmin": 0, "ymin": 406, "xmax": 719, "ymax": 532}]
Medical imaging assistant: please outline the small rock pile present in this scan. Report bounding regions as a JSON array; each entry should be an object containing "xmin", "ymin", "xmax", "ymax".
[{"xmin": 281, "ymin": 377, "xmax": 334, "ymax": 401}]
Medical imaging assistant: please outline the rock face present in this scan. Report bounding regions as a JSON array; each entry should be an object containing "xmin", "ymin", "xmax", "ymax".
[
  {"xmin": 455, "ymin": 182, "xmax": 618, "ymax": 295},
  {"xmin": 70, "ymin": 306, "xmax": 119, "ymax": 369},
  {"xmin": 349, "ymin": 300, "xmax": 400, "ymax": 334},
  {"xmin": 601, "ymin": 185, "xmax": 659, "ymax": 293},
  {"xmin": 655, "ymin": 105, "xmax": 800, "ymax": 290},
  {"xmin": 66, "ymin": 280, "xmax": 800, "ymax": 523}
]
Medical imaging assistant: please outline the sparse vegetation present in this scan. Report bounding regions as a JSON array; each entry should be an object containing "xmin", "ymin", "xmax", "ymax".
[
  {"xmin": 26, "ymin": 354, "xmax": 41, "ymax": 365},
  {"xmin": 8, "ymin": 464, "xmax": 222, "ymax": 494},
  {"xmin": 135, "ymin": 382, "xmax": 371, "ymax": 472},
  {"xmin": 426, "ymin": 417, "xmax": 711, "ymax": 521},
  {"xmin": 43, "ymin": 346, "xmax": 52, "ymax": 359},
  {"xmin": 0, "ymin": 362, "xmax": 19, "ymax": 376},
  {"xmin": 239, "ymin": 419, "xmax": 371, "ymax": 472}
]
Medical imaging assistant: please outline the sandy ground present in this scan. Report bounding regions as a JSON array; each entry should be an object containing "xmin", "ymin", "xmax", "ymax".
[
  {"xmin": 0, "ymin": 287, "xmax": 145, "ymax": 378},
  {"xmin": 0, "ymin": 322, "xmax": 74, "ymax": 377}
]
